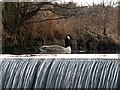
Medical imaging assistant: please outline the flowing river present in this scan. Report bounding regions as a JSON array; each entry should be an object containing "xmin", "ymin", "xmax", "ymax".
[{"xmin": 0, "ymin": 57, "xmax": 120, "ymax": 89}]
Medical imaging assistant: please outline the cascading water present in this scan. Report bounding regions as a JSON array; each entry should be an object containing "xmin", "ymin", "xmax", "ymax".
[{"xmin": 1, "ymin": 58, "xmax": 120, "ymax": 89}]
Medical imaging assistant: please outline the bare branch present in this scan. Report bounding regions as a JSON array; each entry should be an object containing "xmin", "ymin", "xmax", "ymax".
[{"xmin": 24, "ymin": 16, "xmax": 70, "ymax": 24}]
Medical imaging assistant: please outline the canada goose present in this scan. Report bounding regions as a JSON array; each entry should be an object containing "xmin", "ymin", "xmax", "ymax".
[{"xmin": 39, "ymin": 35, "xmax": 72, "ymax": 54}]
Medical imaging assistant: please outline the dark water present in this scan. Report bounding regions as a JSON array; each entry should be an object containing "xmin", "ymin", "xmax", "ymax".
[{"xmin": 1, "ymin": 58, "xmax": 120, "ymax": 89}]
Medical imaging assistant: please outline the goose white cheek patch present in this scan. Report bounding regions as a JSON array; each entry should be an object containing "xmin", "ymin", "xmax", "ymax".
[{"xmin": 67, "ymin": 36, "xmax": 71, "ymax": 39}]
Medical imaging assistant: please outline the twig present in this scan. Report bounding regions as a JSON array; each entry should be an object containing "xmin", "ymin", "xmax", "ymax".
[{"xmin": 24, "ymin": 16, "xmax": 69, "ymax": 24}]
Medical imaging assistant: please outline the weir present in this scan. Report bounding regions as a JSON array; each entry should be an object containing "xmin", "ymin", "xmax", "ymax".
[{"xmin": 0, "ymin": 57, "xmax": 120, "ymax": 89}]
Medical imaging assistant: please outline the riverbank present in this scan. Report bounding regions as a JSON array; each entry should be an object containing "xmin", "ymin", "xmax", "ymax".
[{"xmin": 0, "ymin": 54, "xmax": 119, "ymax": 59}]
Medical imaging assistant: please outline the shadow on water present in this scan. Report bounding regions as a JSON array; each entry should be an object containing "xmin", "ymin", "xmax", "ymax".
[{"xmin": 1, "ymin": 58, "xmax": 120, "ymax": 89}]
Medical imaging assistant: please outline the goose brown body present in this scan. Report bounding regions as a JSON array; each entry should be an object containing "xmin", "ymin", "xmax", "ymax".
[{"xmin": 39, "ymin": 35, "xmax": 72, "ymax": 54}]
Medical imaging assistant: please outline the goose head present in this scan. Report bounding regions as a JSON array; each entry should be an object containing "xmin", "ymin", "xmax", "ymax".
[{"xmin": 65, "ymin": 35, "xmax": 72, "ymax": 48}]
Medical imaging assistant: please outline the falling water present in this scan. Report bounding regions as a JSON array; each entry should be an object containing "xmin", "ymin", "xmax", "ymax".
[{"xmin": 1, "ymin": 58, "xmax": 120, "ymax": 89}]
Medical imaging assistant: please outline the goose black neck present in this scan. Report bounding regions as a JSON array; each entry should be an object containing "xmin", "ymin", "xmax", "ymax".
[{"xmin": 65, "ymin": 36, "xmax": 71, "ymax": 48}]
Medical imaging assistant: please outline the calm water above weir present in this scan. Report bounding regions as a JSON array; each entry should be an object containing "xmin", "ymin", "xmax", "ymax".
[{"xmin": 0, "ymin": 58, "xmax": 120, "ymax": 89}]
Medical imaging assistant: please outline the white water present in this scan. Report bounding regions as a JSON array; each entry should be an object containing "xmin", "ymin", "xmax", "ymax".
[
  {"xmin": 0, "ymin": 54, "xmax": 119, "ymax": 59},
  {"xmin": 1, "ymin": 58, "xmax": 120, "ymax": 89}
]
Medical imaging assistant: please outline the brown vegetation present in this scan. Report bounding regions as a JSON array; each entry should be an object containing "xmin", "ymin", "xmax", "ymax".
[{"xmin": 2, "ymin": 2, "xmax": 120, "ymax": 54}]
